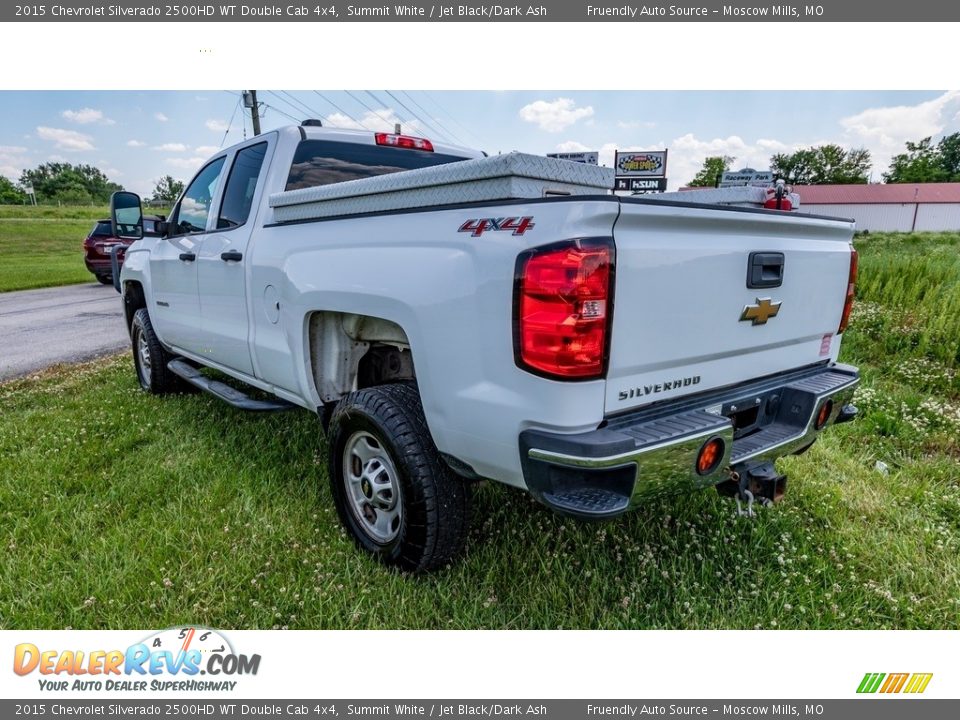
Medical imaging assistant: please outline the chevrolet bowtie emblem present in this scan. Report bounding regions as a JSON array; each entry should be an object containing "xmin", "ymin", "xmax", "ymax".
[{"xmin": 740, "ymin": 297, "xmax": 782, "ymax": 325}]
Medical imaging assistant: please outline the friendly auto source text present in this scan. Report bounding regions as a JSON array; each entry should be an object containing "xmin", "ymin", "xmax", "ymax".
[{"xmin": 586, "ymin": 5, "xmax": 807, "ymax": 17}]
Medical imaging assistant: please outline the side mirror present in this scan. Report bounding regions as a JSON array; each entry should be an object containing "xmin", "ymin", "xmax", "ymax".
[{"xmin": 110, "ymin": 191, "xmax": 143, "ymax": 240}]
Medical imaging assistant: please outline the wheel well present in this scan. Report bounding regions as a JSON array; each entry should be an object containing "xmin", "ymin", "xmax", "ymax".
[
  {"xmin": 308, "ymin": 312, "xmax": 414, "ymax": 403},
  {"xmin": 123, "ymin": 281, "xmax": 146, "ymax": 333}
]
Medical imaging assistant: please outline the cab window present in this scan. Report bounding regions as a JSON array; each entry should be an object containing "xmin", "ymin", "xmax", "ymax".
[
  {"xmin": 218, "ymin": 142, "xmax": 268, "ymax": 229},
  {"xmin": 171, "ymin": 157, "xmax": 226, "ymax": 236},
  {"xmin": 285, "ymin": 140, "xmax": 468, "ymax": 191}
]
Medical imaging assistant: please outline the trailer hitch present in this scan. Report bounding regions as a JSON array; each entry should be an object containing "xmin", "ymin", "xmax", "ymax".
[{"xmin": 716, "ymin": 461, "xmax": 788, "ymax": 517}]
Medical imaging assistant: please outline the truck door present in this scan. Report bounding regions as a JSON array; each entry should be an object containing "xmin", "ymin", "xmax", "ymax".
[
  {"xmin": 195, "ymin": 139, "xmax": 271, "ymax": 377},
  {"xmin": 150, "ymin": 156, "xmax": 226, "ymax": 352}
]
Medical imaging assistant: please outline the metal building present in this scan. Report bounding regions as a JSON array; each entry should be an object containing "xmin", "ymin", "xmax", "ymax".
[{"xmin": 793, "ymin": 183, "xmax": 960, "ymax": 231}]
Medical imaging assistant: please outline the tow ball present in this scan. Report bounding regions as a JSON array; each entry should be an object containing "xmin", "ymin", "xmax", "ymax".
[{"xmin": 715, "ymin": 461, "xmax": 788, "ymax": 517}]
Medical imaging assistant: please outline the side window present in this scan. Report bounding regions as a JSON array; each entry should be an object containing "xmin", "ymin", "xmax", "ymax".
[
  {"xmin": 171, "ymin": 157, "xmax": 226, "ymax": 236},
  {"xmin": 218, "ymin": 142, "xmax": 268, "ymax": 229}
]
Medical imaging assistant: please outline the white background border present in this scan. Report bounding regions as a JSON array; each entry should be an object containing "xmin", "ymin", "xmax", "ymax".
[{"xmin": 0, "ymin": 22, "xmax": 956, "ymax": 90}]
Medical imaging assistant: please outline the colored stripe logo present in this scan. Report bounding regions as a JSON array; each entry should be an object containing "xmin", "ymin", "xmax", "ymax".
[{"xmin": 857, "ymin": 672, "xmax": 933, "ymax": 694}]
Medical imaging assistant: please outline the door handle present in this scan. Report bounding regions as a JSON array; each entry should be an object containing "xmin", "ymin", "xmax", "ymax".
[
  {"xmin": 179, "ymin": 252, "xmax": 196, "ymax": 262},
  {"xmin": 220, "ymin": 250, "xmax": 243, "ymax": 262}
]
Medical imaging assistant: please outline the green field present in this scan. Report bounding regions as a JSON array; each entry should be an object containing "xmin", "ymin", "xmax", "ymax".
[
  {"xmin": 1, "ymin": 232, "xmax": 959, "ymax": 630},
  {"xmin": 0, "ymin": 206, "xmax": 165, "ymax": 293},
  {"xmin": 0, "ymin": 205, "xmax": 111, "ymax": 221},
  {"xmin": 0, "ymin": 209, "xmax": 102, "ymax": 292}
]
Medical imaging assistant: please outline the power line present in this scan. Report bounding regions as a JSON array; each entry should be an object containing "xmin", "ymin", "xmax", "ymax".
[
  {"xmin": 362, "ymin": 90, "xmax": 406, "ymax": 131},
  {"xmin": 259, "ymin": 100, "xmax": 301, "ymax": 124},
  {"xmin": 312, "ymin": 91, "xmax": 368, "ymax": 129},
  {"xmin": 382, "ymin": 90, "xmax": 450, "ymax": 143},
  {"xmin": 264, "ymin": 90, "xmax": 306, "ymax": 120},
  {"xmin": 219, "ymin": 97, "xmax": 241, "ymax": 148},
  {"xmin": 400, "ymin": 90, "xmax": 466, "ymax": 146},
  {"xmin": 279, "ymin": 90, "xmax": 327, "ymax": 120},
  {"xmin": 345, "ymin": 90, "xmax": 394, "ymax": 130},
  {"xmin": 367, "ymin": 89, "xmax": 437, "ymax": 139},
  {"xmin": 421, "ymin": 91, "xmax": 487, "ymax": 149}
]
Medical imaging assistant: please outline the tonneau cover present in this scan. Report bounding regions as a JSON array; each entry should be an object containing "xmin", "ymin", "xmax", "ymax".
[{"xmin": 269, "ymin": 152, "xmax": 615, "ymax": 222}]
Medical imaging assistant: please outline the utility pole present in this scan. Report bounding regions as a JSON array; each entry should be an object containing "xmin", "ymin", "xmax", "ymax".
[{"xmin": 243, "ymin": 90, "xmax": 262, "ymax": 136}]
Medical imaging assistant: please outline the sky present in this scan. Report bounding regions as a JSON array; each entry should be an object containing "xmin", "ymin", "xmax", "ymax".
[{"xmin": 1, "ymin": 90, "xmax": 959, "ymax": 196}]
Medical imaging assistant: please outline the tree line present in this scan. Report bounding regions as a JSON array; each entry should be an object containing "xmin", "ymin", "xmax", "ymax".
[
  {"xmin": 0, "ymin": 163, "xmax": 184, "ymax": 205},
  {"xmin": 689, "ymin": 132, "xmax": 960, "ymax": 187}
]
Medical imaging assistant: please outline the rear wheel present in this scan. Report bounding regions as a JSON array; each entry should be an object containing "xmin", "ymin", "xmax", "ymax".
[
  {"xmin": 328, "ymin": 384, "xmax": 472, "ymax": 573},
  {"xmin": 130, "ymin": 308, "xmax": 181, "ymax": 394},
  {"xmin": 95, "ymin": 274, "xmax": 113, "ymax": 285}
]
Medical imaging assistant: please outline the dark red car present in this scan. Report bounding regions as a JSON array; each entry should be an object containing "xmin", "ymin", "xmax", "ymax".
[{"xmin": 82, "ymin": 216, "xmax": 161, "ymax": 285}]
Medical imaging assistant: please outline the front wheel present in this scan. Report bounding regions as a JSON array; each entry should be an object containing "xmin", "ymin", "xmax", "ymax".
[
  {"xmin": 327, "ymin": 384, "xmax": 472, "ymax": 573},
  {"xmin": 130, "ymin": 308, "xmax": 181, "ymax": 394}
]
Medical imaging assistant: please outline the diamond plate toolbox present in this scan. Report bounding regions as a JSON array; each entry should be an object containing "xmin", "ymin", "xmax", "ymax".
[{"xmin": 269, "ymin": 152, "xmax": 615, "ymax": 222}]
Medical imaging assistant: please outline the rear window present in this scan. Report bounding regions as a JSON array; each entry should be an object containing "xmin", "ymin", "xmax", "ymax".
[
  {"xmin": 90, "ymin": 222, "xmax": 113, "ymax": 237},
  {"xmin": 285, "ymin": 139, "xmax": 468, "ymax": 191}
]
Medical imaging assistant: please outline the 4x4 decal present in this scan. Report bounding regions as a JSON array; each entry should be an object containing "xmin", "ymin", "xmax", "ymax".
[{"xmin": 458, "ymin": 217, "xmax": 535, "ymax": 237}]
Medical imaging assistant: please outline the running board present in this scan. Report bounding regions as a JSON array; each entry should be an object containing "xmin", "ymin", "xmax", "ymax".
[{"xmin": 167, "ymin": 359, "xmax": 295, "ymax": 412}]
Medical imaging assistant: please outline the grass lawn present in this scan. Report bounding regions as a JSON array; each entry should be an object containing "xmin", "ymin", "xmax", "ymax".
[
  {"xmin": 1, "ymin": 232, "xmax": 958, "ymax": 630},
  {"xmin": 0, "ymin": 205, "xmax": 111, "ymax": 221},
  {"xmin": 0, "ymin": 206, "xmax": 167, "ymax": 293},
  {"xmin": 0, "ymin": 206, "xmax": 109, "ymax": 292}
]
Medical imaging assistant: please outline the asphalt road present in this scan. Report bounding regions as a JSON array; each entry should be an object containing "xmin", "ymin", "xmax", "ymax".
[{"xmin": 0, "ymin": 283, "xmax": 129, "ymax": 382}]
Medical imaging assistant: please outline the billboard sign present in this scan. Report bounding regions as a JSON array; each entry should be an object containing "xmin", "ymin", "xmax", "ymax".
[
  {"xmin": 719, "ymin": 169, "xmax": 775, "ymax": 188},
  {"xmin": 546, "ymin": 151, "xmax": 599, "ymax": 165},
  {"xmin": 614, "ymin": 177, "xmax": 668, "ymax": 193},
  {"xmin": 615, "ymin": 150, "xmax": 667, "ymax": 177}
]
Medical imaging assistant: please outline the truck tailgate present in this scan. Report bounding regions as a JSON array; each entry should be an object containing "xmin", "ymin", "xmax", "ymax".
[{"xmin": 606, "ymin": 199, "xmax": 855, "ymax": 414}]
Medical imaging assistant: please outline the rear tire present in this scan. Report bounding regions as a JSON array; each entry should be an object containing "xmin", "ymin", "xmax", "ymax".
[
  {"xmin": 95, "ymin": 274, "xmax": 113, "ymax": 285},
  {"xmin": 130, "ymin": 308, "xmax": 181, "ymax": 395},
  {"xmin": 328, "ymin": 384, "xmax": 472, "ymax": 573}
]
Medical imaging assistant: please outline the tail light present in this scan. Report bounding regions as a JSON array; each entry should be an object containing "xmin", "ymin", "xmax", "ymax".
[
  {"xmin": 815, "ymin": 399, "xmax": 834, "ymax": 430},
  {"xmin": 514, "ymin": 239, "xmax": 613, "ymax": 379},
  {"xmin": 696, "ymin": 437, "xmax": 725, "ymax": 476},
  {"xmin": 837, "ymin": 245, "xmax": 858, "ymax": 334},
  {"xmin": 374, "ymin": 133, "xmax": 434, "ymax": 152}
]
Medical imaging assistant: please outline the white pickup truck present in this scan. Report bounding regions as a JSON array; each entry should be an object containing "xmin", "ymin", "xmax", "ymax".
[{"xmin": 110, "ymin": 122, "xmax": 859, "ymax": 572}]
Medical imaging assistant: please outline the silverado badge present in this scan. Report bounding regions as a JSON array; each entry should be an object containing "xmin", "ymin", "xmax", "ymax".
[{"xmin": 740, "ymin": 297, "xmax": 782, "ymax": 325}]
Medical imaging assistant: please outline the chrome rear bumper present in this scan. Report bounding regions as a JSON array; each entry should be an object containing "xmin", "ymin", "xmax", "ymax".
[{"xmin": 519, "ymin": 363, "xmax": 859, "ymax": 518}]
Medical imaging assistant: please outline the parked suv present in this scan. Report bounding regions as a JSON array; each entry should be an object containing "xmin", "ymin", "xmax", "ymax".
[{"xmin": 83, "ymin": 217, "xmax": 161, "ymax": 285}]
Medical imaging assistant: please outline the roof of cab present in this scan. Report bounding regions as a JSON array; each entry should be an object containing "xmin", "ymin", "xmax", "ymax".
[{"xmin": 214, "ymin": 123, "xmax": 484, "ymax": 162}]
